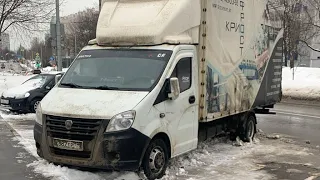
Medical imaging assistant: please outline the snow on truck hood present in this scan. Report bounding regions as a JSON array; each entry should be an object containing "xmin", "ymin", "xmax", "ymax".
[{"xmin": 41, "ymin": 87, "xmax": 149, "ymax": 119}]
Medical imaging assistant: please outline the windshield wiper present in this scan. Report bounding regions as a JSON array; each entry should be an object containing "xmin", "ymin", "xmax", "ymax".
[
  {"xmin": 93, "ymin": 86, "xmax": 119, "ymax": 90},
  {"xmin": 60, "ymin": 83, "xmax": 83, "ymax": 88}
]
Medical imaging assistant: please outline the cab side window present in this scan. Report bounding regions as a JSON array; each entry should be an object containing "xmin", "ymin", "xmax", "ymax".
[{"xmin": 170, "ymin": 57, "xmax": 192, "ymax": 92}]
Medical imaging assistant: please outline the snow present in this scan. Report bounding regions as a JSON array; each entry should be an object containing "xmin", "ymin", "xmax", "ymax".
[
  {"xmin": 0, "ymin": 74, "xmax": 32, "ymax": 96},
  {"xmin": 282, "ymin": 67, "xmax": 320, "ymax": 100},
  {"xmin": 42, "ymin": 66, "xmax": 57, "ymax": 72},
  {"xmin": 1, "ymin": 113, "xmax": 36, "ymax": 121},
  {"xmin": 20, "ymin": 63, "xmax": 34, "ymax": 72},
  {"xmin": 1, "ymin": 112, "xmax": 312, "ymax": 180}
]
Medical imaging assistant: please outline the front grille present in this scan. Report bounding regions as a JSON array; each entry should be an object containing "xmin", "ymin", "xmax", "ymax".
[
  {"xmin": 50, "ymin": 147, "xmax": 91, "ymax": 159},
  {"xmin": 46, "ymin": 115, "xmax": 102, "ymax": 141}
]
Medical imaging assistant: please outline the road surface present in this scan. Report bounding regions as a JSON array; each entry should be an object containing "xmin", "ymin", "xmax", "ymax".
[
  {"xmin": 0, "ymin": 120, "xmax": 46, "ymax": 180},
  {"xmin": 258, "ymin": 102, "xmax": 320, "ymax": 146}
]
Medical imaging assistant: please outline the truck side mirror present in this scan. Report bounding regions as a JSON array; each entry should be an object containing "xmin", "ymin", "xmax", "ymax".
[
  {"xmin": 55, "ymin": 75, "xmax": 62, "ymax": 84},
  {"xmin": 168, "ymin": 78, "xmax": 180, "ymax": 100}
]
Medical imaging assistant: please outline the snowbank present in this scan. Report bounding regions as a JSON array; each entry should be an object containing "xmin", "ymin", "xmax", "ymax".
[
  {"xmin": 42, "ymin": 66, "xmax": 57, "ymax": 72},
  {"xmin": 282, "ymin": 67, "xmax": 320, "ymax": 101},
  {"xmin": 1, "ymin": 111, "xmax": 315, "ymax": 180},
  {"xmin": 19, "ymin": 63, "xmax": 33, "ymax": 72}
]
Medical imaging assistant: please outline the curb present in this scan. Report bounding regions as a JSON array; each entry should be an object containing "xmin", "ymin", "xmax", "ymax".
[
  {"xmin": 1, "ymin": 117, "xmax": 41, "ymax": 160},
  {"xmin": 280, "ymin": 98, "xmax": 320, "ymax": 107}
]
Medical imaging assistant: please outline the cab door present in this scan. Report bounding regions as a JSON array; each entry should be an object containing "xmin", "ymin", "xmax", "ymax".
[{"xmin": 164, "ymin": 51, "xmax": 198, "ymax": 156}]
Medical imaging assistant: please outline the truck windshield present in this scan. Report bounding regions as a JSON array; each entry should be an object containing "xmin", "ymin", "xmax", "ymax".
[{"xmin": 60, "ymin": 49, "xmax": 172, "ymax": 91}]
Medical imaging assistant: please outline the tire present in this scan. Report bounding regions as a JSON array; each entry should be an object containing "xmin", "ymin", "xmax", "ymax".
[
  {"xmin": 240, "ymin": 114, "xmax": 256, "ymax": 142},
  {"xmin": 30, "ymin": 98, "xmax": 41, "ymax": 113},
  {"xmin": 142, "ymin": 139, "xmax": 169, "ymax": 180}
]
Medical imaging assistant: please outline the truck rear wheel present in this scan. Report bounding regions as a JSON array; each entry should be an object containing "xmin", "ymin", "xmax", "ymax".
[
  {"xmin": 142, "ymin": 139, "xmax": 169, "ymax": 180},
  {"xmin": 240, "ymin": 114, "xmax": 256, "ymax": 142}
]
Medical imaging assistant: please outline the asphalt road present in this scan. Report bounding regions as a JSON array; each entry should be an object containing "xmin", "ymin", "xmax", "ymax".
[
  {"xmin": 0, "ymin": 121, "xmax": 46, "ymax": 180},
  {"xmin": 257, "ymin": 102, "xmax": 320, "ymax": 146}
]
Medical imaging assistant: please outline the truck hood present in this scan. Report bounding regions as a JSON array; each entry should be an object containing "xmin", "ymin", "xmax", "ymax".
[{"xmin": 41, "ymin": 87, "xmax": 149, "ymax": 119}]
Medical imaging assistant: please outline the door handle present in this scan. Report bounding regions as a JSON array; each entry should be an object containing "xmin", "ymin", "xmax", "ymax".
[{"xmin": 189, "ymin": 95, "xmax": 196, "ymax": 104}]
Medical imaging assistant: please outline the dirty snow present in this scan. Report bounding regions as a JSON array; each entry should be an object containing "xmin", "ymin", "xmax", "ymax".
[
  {"xmin": 1, "ymin": 113, "xmax": 36, "ymax": 121},
  {"xmin": 1, "ymin": 112, "xmax": 313, "ymax": 180},
  {"xmin": 282, "ymin": 67, "xmax": 320, "ymax": 100}
]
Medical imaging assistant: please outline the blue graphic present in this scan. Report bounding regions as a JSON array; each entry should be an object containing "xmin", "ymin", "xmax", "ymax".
[{"xmin": 239, "ymin": 63, "xmax": 259, "ymax": 80}]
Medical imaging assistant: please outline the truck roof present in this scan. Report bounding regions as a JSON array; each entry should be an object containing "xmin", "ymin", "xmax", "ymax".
[
  {"xmin": 97, "ymin": 0, "xmax": 201, "ymax": 46},
  {"xmin": 82, "ymin": 44, "xmax": 176, "ymax": 51}
]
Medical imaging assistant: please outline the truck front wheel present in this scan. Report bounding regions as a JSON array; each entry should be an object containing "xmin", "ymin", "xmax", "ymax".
[
  {"xmin": 142, "ymin": 139, "xmax": 169, "ymax": 180},
  {"xmin": 240, "ymin": 114, "xmax": 256, "ymax": 142}
]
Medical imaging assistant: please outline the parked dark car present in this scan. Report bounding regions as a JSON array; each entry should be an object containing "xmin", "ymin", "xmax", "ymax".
[{"xmin": 0, "ymin": 71, "xmax": 64, "ymax": 113}]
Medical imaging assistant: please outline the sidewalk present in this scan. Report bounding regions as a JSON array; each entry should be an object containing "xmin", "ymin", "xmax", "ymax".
[
  {"xmin": 281, "ymin": 97, "xmax": 320, "ymax": 107},
  {"xmin": 0, "ymin": 121, "xmax": 46, "ymax": 180}
]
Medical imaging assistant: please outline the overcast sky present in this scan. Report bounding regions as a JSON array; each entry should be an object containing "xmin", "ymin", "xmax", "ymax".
[
  {"xmin": 10, "ymin": 0, "xmax": 98, "ymax": 50},
  {"xmin": 61, "ymin": 0, "xmax": 98, "ymax": 16}
]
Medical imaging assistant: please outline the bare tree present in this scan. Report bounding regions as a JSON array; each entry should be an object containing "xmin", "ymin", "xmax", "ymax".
[
  {"xmin": 64, "ymin": 8, "xmax": 99, "ymax": 57},
  {"xmin": 268, "ymin": 0, "xmax": 320, "ymax": 66},
  {"xmin": 0, "ymin": 0, "xmax": 55, "ymax": 38}
]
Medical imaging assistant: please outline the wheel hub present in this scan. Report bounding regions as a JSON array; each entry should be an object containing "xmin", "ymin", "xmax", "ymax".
[
  {"xmin": 248, "ymin": 120, "xmax": 254, "ymax": 139},
  {"xmin": 149, "ymin": 148, "xmax": 165, "ymax": 172},
  {"xmin": 34, "ymin": 101, "xmax": 40, "ymax": 111}
]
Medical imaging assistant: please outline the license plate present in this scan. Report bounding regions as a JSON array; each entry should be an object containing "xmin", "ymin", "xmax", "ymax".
[
  {"xmin": 53, "ymin": 138, "xmax": 83, "ymax": 151},
  {"xmin": 1, "ymin": 99, "xmax": 9, "ymax": 105}
]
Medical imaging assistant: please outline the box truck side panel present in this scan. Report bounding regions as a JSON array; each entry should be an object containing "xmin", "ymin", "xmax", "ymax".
[{"xmin": 200, "ymin": 0, "xmax": 283, "ymax": 122}]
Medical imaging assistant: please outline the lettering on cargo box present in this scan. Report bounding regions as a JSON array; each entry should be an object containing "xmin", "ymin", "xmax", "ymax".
[
  {"xmin": 213, "ymin": 4, "xmax": 231, "ymax": 12},
  {"xmin": 221, "ymin": 0, "xmax": 239, "ymax": 6},
  {"xmin": 267, "ymin": 91, "xmax": 280, "ymax": 96},
  {"xmin": 272, "ymin": 78, "xmax": 281, "ymax": 82},
  {"xmin": 274, "ymin": 72, "xmax": 282, "ymax": 76},
  {"xmin": 273, "ymin": 59, "xmax": 282, "ymax": 63},
  {"xmin": 271, "ymin": 84, "xmax": 281, "ymax": 89},
  {"xmin": 224, "ymin": 0, "xmax": 245, "ymax": 55},
  {"xmin": 274, "ymin": 66, "xmax": 282, "ymax": 69}
]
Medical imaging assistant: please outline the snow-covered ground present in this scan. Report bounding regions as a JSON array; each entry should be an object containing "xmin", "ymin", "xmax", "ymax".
[
  {"xmin": 0, "ymin": 67, "xmax": 319, "ymax": 179},
  {"xmin": 282, "ymin": 67, "xmax": 320, "ymax": 100},
  {"xmin": 3, "ymin": 113, "xmax": 317, "ymax": 180}
]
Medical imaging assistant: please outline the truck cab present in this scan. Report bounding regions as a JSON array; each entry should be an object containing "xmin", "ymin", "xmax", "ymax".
[
  {"xmin": 34, "ymin": 0, "xmax": 283, "ymax": 179},
  {"xmin": 34, "ymin": 45, "xmax": 199, "ymax": 179}
]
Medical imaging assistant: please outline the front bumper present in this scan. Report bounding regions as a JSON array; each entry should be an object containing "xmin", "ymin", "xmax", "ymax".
[
  {"xmin": 34, "ymin": 117, "xmax": 150, "ymax": 171},
  {"xmin": 0, "ymin": 97, "xmax": 28, "ymax": 111}
]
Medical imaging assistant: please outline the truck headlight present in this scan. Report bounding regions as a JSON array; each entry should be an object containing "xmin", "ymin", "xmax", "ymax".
[
  {"xmin": 35, "ymin": 103, "xmax": 43, "ymax": 125},
  {"xmin": 106, "ymin": 111, "xmax": 136, "ymax": 132}
]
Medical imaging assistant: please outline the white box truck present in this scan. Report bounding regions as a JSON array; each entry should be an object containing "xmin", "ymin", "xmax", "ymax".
[{"xmin": 34, "ymin": 0, "xmax": 283, "ymax": 179}]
